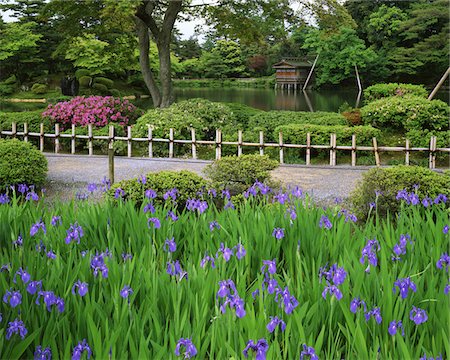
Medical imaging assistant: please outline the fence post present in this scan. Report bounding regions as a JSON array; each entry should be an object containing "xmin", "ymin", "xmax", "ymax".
[
  {"xmin": 329, "ymin": 133, "xmax": 334, "ymax": 166},
  {"xmin": 405, "ymin": 139, "xmax": 410, "ymax": 165},
  {"xmin": 238, "ymin": 130, "xmax": 243, "ymax": 156},
  {"xmin": 191, "ymin": 128, "xmax": 197, "ymax": 159},
  {"xmin": 127, "ymin": 125, "xmax": 132, "ymax": 158},
  {"xmin": 306, "ymin": 132, "xmax": 311, "ymax": 165},
  {"xmin": 373, "ymin": 137, "xmax": 380, "ymax": 166},
  {"xmin": 148, "ymin": 125, "xmax": 153, "ymax": 158},
  {"xmin": 108, "ymin": 125, "xmax": 115, "ymax": 184},
  {"xmin": 12, "ymin": 122, "xmax": 17, "ymax": 139},
  {"xmin": 351, "ymin": 134, "xmax": 356, "ymax": 166},
  {"xmin": 71, "ymin": 124, "xmax": 76, "ymax": 154},
  {"xmin": 88, "ymin": 124, "xmax": 93, "ymax": 156},
  {"xmin": 215, "ymin": 129, "xmax": 222, "ymax": 160},
  {"xmin": 169, "ymin": 128, "xmax": 174, "ymax": 158},
  {"xmin": 279, "ymin": 131, "xmax": 284, "ymax": 164},
  {"xmin": 23, "ymin": 123, "xmax": 28, "ymax": 143},
  {"xmin": 55, "ymin": 123, "xmax": 60, "ymax": 154},
  {"xmin": 429, "ymin": 136, "xmax": 437, "ymax": 169},
  {"xmin": 259, "ymin": 131, "xmax": 264, "ymax": 156},
  {"xmin": 39, "ymin": 123, "xmax": 44, "ymax": 152}
]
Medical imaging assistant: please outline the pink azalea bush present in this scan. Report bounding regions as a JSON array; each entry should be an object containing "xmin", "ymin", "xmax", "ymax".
[{"xmin": 42, "ymin": 96, "xmax": 143, "ymax": 130}]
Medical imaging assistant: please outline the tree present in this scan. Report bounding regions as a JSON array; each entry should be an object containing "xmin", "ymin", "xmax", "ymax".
[
  {"xmin": 200, "ymin": 40, "xmax": 246, "ymax": 78},
  {"xmin": 366, "ymin": 5, "xmax": 407, "ymax": 49}
]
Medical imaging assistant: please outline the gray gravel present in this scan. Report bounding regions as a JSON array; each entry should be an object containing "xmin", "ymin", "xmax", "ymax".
[{"xmin": 44, "ymin": 153, "xmax": 369, "ymax": 203}]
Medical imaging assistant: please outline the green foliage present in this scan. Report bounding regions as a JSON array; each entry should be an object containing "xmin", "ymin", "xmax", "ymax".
[
  {"xmin": 0, "ymin": 139, "xmax": 47, "ymax": 187},
  {"xmin": 276, "ymin": 124, "xmax": 380, "ymax": 146},
  {"xmin": 94, "ymin": 77, "xmax": 114, "ymax": 89},
  {"xmin": 248, "ymin": 111, "xmax": 348, "ymax": 141},
  {"xmin": 92, "ymin": 82, "xmax": 108, "ymax": 94},
  {"xmin": 74, "ymin": 69, "xmax": 91, "ymax": 79},
  {"xmin": 204, "ymin": 154, "xmax": 278, "ymax": 195},
  {"xmin": 78, "ymin": 76, "xmax": 92, "ymax": 88},
  {"xmin": 0, "ymin": 110, "xmax": 50, "ymax": 132},
  {"xmin": 199, "ymin": 40, "xmax": 247, "ymax": 78},
  {"xmin": 0, "ymin": 21, "xmax": 41, "ymax": 61},
  {"xmin": 106, "ymin": 170, "xmax": 208, "ymax": 208},
  {"xmin": 361, "ymin": 95, "xmax": 449, "ymax": 131},
  {"xmin": 0, "ymin": 83, "xmax": 15, "ymax": 96},
  {"xmin": 31, "ymin": 83, "xmax": 48, "ymax": 94},
  {"xmin": 364, "ymin": 83, "xmax": 428, "ymax": 102},
  {"xmin": 110, "ymin": 88, "xmax": 121, "ymax": 97},
  {"xmin": 406, "ymin": 129, "xmax": 450, "ymax": 149},
  {"xmin": 366, "ymin": 5, "xmax": 408, "ymax": 49},
  {"xmin": 3, "ymin": 74, "xmax": 17, "ymax": 85},
  {"xmin": 223, "ymin": 102, "xmax": 262, "ymax": 128},
  {"xmin": 350, "ymin": 165, "xmax": 450, "ymax": 220}
]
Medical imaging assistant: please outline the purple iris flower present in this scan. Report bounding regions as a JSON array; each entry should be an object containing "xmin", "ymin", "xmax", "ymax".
[
  {"xmin": 51, "ymin": 216, "xmax": 62, "ymax": 227},
  {"xmin": 46, "ymin": 250, "xmax": 56, "ymax": 259},
  {"xmin": 72, "ymin": 339, "xmax": 92, "ymax": 360},
  {"xmin": 163, "ymin": 188, "xmax": 178, "ymax": 201},
  {"xmin": 114, "ymin": 188, "xmax": 125, "ymax": 199},
  {"xmin": 217, "ymin": 280, "xmax": 237, "ymax": 298},
  {"xmin": 14, "ymin": 268, "xmax": 31, "ymax": 284},
  {"xmin": 220, "ymin": 294, "xmax": 246, "ymax": 318},
  {"xmin": 143, "ymin": 203, "xmax": 155, "ymax": 213},
  {"xmin": 145, "ymin": 189, "xmax": 157, "ymax": 199},
  {"xmin": 434, "ymin": 194, "xmax": 448, "ymax": 204},
  {"xmin": 365, "ymin": 307, "xmax": 382, "ymax": 324},
  {"xmin": 291, "ymin": 186, "xmax": 303, "ymax": 198},
  {"xmin": 87, "ymin": 183, "xmax": 97, "ymax": 193},
  {"xmin": 75, "ymin": 192, "xmax": 88, "ymax": 201},
  {"xmin": 420, "ymin": 354, "xmax": 443, "ymax": 360},
  {"xmin": 300, "ymin": 344, "xmax": 319, "ymax": 360},
  {"xmin": 122, "ymin": 253, "xmax": 133, "ymax": 261},
  {"xmin": 221, "ymin": 189, "xmax": 231, "ymax": 200},
  {"xmin": 90, "ymin": 254, "xmax": 108, "ymax": 278},
  {"xmin": 392, "ymin": 234, "xmax": 411, "ymax": 260},
  {"xmin": 26, "ymin": 191, "xmax": 39, "ymax": 201},
  {"xmin": 186, "ymin": 199, "xmax": 208, "ymax": 213},
  {"xmin": 265, "ymin": 278, "xmax": 278, "ymax": 295},
  {"xmin": 30, "ymin": 220, "xmax": 46, "ymax": 237},
  {"xmin": 436, "ymin": 253, "xmax": 450, "ymax": 272},
  {"xmin": 350, "ymin": 297, "xmax": 366, "ymax": 313},
  {"xmin": 164, "ymin": 238, "xmax": 177, "ymax": 253},
  {"xmin": 410, "ymin": 306, "xmax": 428, "ymax": 325},
  {"xmin": 272, "ymin": 227, "xmax": 285, "ymax": 240},
  {"xmin": 322, "ymin": 285, "xmax": 343, "ymax": 300},
  {"xmin": 6, "ymin": 318, "xmax": 27, "ymax": 340},
  {"xmin": 200, "ymin": 254, "xmax": 216, "ymax": 269},
  {"xmin": 244, "ymin": 184, "xmax": 258, "ymax": 198},
  {"xmin": 444, "ymin": 284, "xmax": 450, "ymax": 295},
  {"xmin": 1, "ymin": 263, "xmax": 11, "ymax": 273},
  {"xmin": 148, "ymin": 217, "xmax": 161, "ymax": 229},
  {"xmin": 3, "ymin": 289, "xmax": 22, "ymax": 307},
  {"xmin": 319, "ymin": 263, "xmax": 346, "ymax": 286},
  {"xmin": 274, "ymin": 191, "xmax": 289, "ymax": 204},
  {"xmin": 72, "ymin": 281, "xmax": 89, "ymax": 297},
  {"xmin": 209, "ymin": 220, "xmax": 220, "ymax": 232},
  {"xmin": 167, "ymin": 260, "xmax": 188, "ymax": 281},
  {"xmin": 243, "ymin": 339, "xmax": 268, "ymax": 359},
  {"xmin": 257, "ymin": 182, "xmax": 271, "ymax": 195},
  {"xmin": 388, "ymin": 320, "xmax": 404, "ymax": 336},
  {"xmin": 393, "ymin": 277, "xmax": 417, "ymax": 299},
  {"xmin": 13, "ymin": 234, "xmax": 23, "ymax": 247},
  {"xmin": 120, "ymin": 285, "xmax": 133, "ymax": 299},
  {"xmin": 275, "ymin": 287, "xmax": 299, "ymax": 314},
  {"xmin": 266, "ymin": 316, "xmax": 286, "ymax": 333},
  {"xmin": 34, "ymin": 345, "xmax": 52, "ymax": 360},
  {"xmin": 0, "ymin": 193, "xmax": 10, "ymax": 204},
  {"xmin": 27, "ymin": 281, "xmax": 42, "ymax": 295},
  {"xmin": 234, "ymin": 243, "xmax": 246, "ymax": 260},
  {"xmin": 360, "ymin": 239, "xmax": 380, "ymax": 268},
  {"xmin": 36, "ymin": 291, "xmax": 64, "ymax": 313},
  {"xmin": 101, "ymin": 177, "xmax": 111, "ymax": 191},
  {"xmin": 261, "ymin": 259, "xmax": 277, "ymax": 275},
  {"xmin": 286, "ymin": 207, "xmax": 297, "ymax": 221},
  {"xmin": 138, "ymin": 175, "xmax": 146, "ymax": 185},
  {"xmin": 443, "ymin": 225, "xmax": 449, "ymax": 234},
  {"xmin": 175, "ymin": 338, "xmax": 197, "ymax": 359},
  {"xmin": 422, "ymin": 197, "xmax": 432, "ymax": 207},
  {"xmin": 65, "ymin": 223, "xmax": 84, "ymax": 244},
  {"xmin": 319, "ymin": 215, "xmax": 332, "ymax": 230},
  {"xmin": 252, "ymin": 289, "xmax": 260, "ymax": 299},
  {"xmin": 18, "ymin": 183, "xmax": 29, "ymax": 194},
  {"xmin": 166, "ymin": 210, "xmax": 178, "ymax": 221},
  {"xmin": 224, "ymin": 201, "xmax": 234, "ymax": 210},
  {"xmin": 338, "ymin": 209, "xmax": 357, "ymax": 223},
  {"xmin": 216, "ymin": 243, "xmax": 233, "ymax": 262}
]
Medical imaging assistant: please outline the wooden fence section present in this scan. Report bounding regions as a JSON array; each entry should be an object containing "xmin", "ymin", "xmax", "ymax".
[{"xmin": 1, "ymin": 122, "xmax": 448, "ymax": 169}]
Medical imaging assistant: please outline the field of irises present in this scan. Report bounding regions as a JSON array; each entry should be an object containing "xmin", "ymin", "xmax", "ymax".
[{"xmin": 0, "ymin": 184, "xmax": 449, "ymax": 359}]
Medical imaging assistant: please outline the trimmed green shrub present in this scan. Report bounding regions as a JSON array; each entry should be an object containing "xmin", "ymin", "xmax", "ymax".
[
  {"xmin": 350, "ymin": 165, "xmax": 450, "ymax": 221},
  {"xmin": 0, "ymin": 139, "xmax": 48, "ymax": 188},
  {"xmin": 247, "ymin": 111, "xmax": 349, "ymax": 141},
  {"xmin": 31, "ymin": 83, "xmax": 48, "ymax": 94},
  {"xmin": 275, "ymin": 124, "xmax": 380, "ymax": 146},
  {"xmin": 361, "ymin": 95, "xmax": 449, "ymax": 131},
  {"xmin": 110, "ymin": 89, "xmax": 121, "ymax": 97},
  {"xmin": 46, "ymin": 96, "xmax": 73, "ymax": 104},
  {"xmin": 94, "ymin": 77, "xmax": 114, "ymax": 89},
  {"xmin": 79, "ymin": 76, "xmax": 92, "ymax": 88},
  {"xmin": 0, "ymin": 83, "xmax": 15, "ymax": 96},
  {"xmin": 74, "ymin": 69, "xmax": 91, "ymax": 79},
  {"xmin": 92, "ymin": 83, "xmax": 108, "ymax": 94},
  {"xmin": 3, "ymin": 74, "xmax": 17, "ymax": 85},
  {"xmin": 364, "ymin": 83, "xmax": 428, "ymax": 102},
  {"xmin": 406, "ymin": 129, "xmax": 450, "ymax": 149},
  {"xmin": 0, "ymin": 110, "xmax": 50, "ymax": 132},
  {"xmin": 204, "ymin": 154, "xmax": 279, "ymax": 195},
  {"xmin": 224, "ymin": 102, "xmax": 262, "ymax": 128},
  {"xmin": 106, "ymin": 170, "xmax": 208, "ymax": 208}
]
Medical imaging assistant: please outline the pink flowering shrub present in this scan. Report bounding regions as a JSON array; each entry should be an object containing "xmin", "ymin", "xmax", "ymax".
[{"xmin": 42, "ymin": 96, "xmax": 143, "ymax": 130}]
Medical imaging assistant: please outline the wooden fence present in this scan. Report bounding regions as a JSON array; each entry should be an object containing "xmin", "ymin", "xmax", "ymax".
[{"xmin": 0, "ymin": 122, "xmax": 448, "ymax": 169}]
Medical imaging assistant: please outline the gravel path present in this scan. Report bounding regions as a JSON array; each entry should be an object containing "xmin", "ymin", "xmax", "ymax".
[{"xmin": 44, "ymin": 154, "xmax": 369, "ymax": 203}]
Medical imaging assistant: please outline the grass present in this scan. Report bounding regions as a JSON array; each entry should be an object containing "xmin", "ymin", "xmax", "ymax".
[{"xmin": 0, "ymin": 188, "xmax": 448, "ymax": 359}]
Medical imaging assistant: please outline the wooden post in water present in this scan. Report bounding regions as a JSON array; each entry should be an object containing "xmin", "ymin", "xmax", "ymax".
[
  {"xmin": 108, "ymin": 125, "xmax": 115, "ymax": 184},
  {"xmin": 428, "ymin": 67, "xmax": 450, "ymax": 100}
]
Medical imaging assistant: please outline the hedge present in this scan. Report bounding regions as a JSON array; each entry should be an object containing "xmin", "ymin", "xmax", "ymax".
[
  {"xmin": 275, "ymin": 124, "xmax": 380, "ymax": 146},
  {"xmin": 363, "ymin": 83, "xmax": 428, "ymax": 103},
  {"xmin": 94, "ymin": 77, "xmax": 114, "ymax": 89},
  {"xmin": 0, "ymin": 110, "xmax": 51, "ymax": 132},
  {"xmin": 31, "ymin": 83, "xmax": 48, "ymax": 94},
  {"xmin": 406, "ymin": 129, "xmax": 450, "ymax": 149},
  {"xmin": 361, "ymin": 95, "xmax": 449, "ymax": 132}
]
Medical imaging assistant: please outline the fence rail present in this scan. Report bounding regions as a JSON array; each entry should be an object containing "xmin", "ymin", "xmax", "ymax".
[{"xmin": 1, "ymin": 122, "xmax": 448, "ymax": 169}]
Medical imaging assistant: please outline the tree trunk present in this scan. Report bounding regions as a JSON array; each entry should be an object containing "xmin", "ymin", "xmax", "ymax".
[
  {"xmin": 135, "ymin": 17, "xmax": 161, "ymax": 108},
  {"xmin": 157, "ymin": 37, "xmax": 173, "ymax": 108}
]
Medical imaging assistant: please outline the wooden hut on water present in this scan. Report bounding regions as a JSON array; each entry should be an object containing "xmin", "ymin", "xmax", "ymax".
[{"xmin": 272, "ymin": 57, "xmax": 314, "ymax": 90}]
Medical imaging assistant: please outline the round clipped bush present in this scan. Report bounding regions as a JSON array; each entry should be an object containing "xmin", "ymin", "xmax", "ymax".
[
  {"xmin": 204, "ymin": 154, "xmax": 279, "ymax": 195},
  {"xmin": 110, "ymin": 88, "xmax": 121, "ymax": 97},
  {"xmin": 31, "ymin": 83, "xmax": 48, "ymax": 94},
  {"xmin": 74, "ymin": 69, "xmax": 91, "ymax": 79},
  {"xmin": 94, "ymin": 77, "xmax": 114, "ymax": 89},
  {"xmin": 350, "ymin": 165, "xmax": 450, "ymax": 221},
  {"xmin": 3, "ymin": 74, "xmax": 17, "ymax": 85},
  {"xmin": 0, "ymin": 139, "xmax": 48, "ymax": 188},
  {"xmin": 92, "ymin": 82, "xmax": 108, "ymax": 94},
  {"xmin": 78, "ymin": 76, "xmax": 92, "ymax": 88},
  {"xmin": 363, "ymin": 83, "xmax": 428, "ymax": 103},
  {"xmin": 106, "ymin": 170, "xmax": 208, "ymax": 208},
  {"xmin": 361, "ymin": 95, "xmax": 449, "ymax": 131}
]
